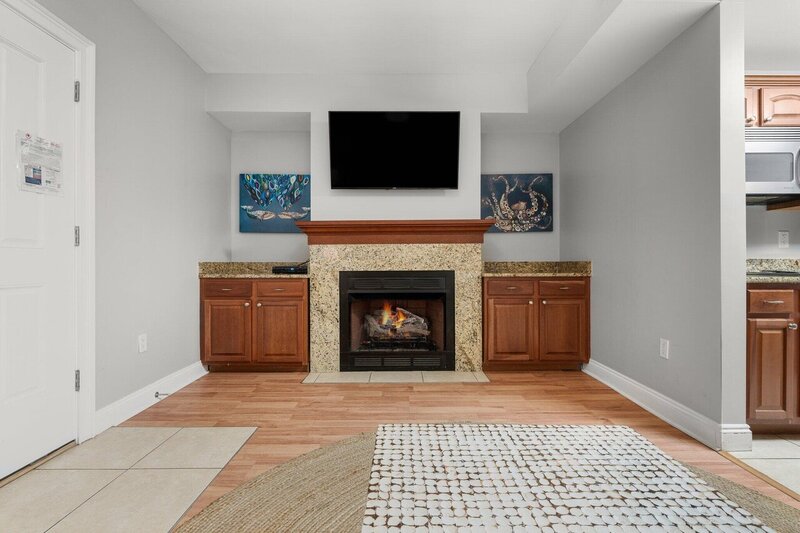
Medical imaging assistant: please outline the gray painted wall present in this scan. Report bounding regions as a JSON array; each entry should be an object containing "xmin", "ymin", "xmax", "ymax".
[
  {"xmin": 747, "ymin": 205, "xmax": 800, "ymax": 258},
  {"xmin": 229, "ymin": 129, "xmax": 562, "ymax": 261},
  {"xmin": 481, "ymin": 132, "xmax": 560, "ymax": 261},
  {"xmin": 560, "ymin": 8, "xmax": 725, "ymax": 421},
  {"xmin": 38, "ymin": 0, "xmax": 231, "ymax": 409},
  {"xmin": 230, "ymin": 132, "xmax": 311, "ymax": 262}
]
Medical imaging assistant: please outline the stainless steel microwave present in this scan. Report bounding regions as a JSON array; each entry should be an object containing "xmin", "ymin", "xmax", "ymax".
[{"xmin": 746, "ymin": 128, "xmax": 800, "ymax": 195}]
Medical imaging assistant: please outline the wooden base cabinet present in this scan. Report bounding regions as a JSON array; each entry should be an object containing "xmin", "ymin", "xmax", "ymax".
[
  {"xmin": 746, "ymin": 284, "xmax": 800, "ymax": 432},
  {"xmin": 483, "ymin": 277, "xmax": 590, "ymax": 370},
  {"xmin": 201, "ymin": 278, "xmax": 309, "ymax": 371}
]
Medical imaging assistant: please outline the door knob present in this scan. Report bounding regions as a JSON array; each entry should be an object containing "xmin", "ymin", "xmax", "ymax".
[{"xmin": 789, "ymin": 323, "xmax": 798, "ymax": 330}]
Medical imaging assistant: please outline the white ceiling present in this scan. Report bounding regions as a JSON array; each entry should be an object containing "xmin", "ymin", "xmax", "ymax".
[
  {"xmin": 132, "ymin": 0, "xmax": 569, "ymax": 75},
  {"xmin": 745, "ymin": 0, "xmax": 800, "ymax": 72},
  {"xmin": 133, "ymin": 0, "xmax": 742, "ymax": 133}
]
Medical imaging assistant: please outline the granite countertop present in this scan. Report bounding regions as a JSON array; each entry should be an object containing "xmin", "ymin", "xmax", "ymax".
[
  {"xmin": 199, "ymin": 262, "xmax": 309, "ymax": 279},
  {"xmin": 746, "ymin": 258, "xmax": 800, "ymax": 284},
  {"xmin": 482, "ymin": 261, "xmax": 591, "ymax": 278},
  {"xmin": 200, "ymin": 260, "xmax": 592, "ymax": 279}
]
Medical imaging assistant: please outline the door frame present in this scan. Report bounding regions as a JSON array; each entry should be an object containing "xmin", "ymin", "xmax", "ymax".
[{"xmin": 2, "ymin": 0, "xmax": 96, "ymax": 443}]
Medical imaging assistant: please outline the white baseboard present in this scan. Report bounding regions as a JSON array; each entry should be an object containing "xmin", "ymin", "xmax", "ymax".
[
  {"xmin": 719, "ymin": 424, "xmax": 753, "ymax": 452},
  {"xmin": 583, "ymin": 360, "xmax": 751, "ymax": 451},
  {"xmin": 94, "ymin": 361, "xmax": 207, "ymax": 435}
]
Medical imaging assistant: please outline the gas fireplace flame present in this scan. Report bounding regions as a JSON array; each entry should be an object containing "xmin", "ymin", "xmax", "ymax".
[{"xmin": 380, "ymin": 301, "xmax": 407, "ymax": 328}]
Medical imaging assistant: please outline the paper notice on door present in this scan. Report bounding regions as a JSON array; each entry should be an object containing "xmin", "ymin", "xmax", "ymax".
[{"xmin": 16, "ymin": 131, "xmax": 63, "ymax": 195}]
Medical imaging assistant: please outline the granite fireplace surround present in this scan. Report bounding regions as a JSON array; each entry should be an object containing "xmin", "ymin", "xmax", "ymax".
[{"xmin": 296, "ymin": 220, "xmax": 493, "ymax": 372}]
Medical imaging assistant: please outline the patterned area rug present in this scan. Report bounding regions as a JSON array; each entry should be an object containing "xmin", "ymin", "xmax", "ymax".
[
  {"xmin": 366, "ymin": 424, "xmax": 770, "ymax": 532},
  {"xmin": 177, "ymin": 425, "xmax": 800, "ymax": 533}
]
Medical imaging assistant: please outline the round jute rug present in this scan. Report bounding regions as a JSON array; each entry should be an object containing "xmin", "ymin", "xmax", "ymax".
[{"xmin": 175, "ymin": 433, "xmax": 800, "ymax": 533}]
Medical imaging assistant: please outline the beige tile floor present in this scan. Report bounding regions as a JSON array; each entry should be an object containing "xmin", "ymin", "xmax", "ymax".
[
  {"xmin": 0, "ymin": 426, "xmax": 255, "ymax": 533},
  {"xmin": 303, "ymin": 370, "xmax": 490, "ymax": 384},
  {"xmin": 731, "ymin": 435, "xmax": 800, "ymax": 494}
]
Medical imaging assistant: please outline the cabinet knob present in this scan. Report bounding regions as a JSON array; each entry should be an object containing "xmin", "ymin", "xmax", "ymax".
[
  {"xmin": 243, "ymin": 302, "xmax": 250, "ymax": 307},
  {"xmin": 789, "ymin": 323, "xmax": 798, "ymax": 330},
  {"xmin": 745, "ymin": 115, "xmax": 756, "ymax": 124},
  {"xmin": 257, "ymin": 302, "xmax": 262, "ymax": 308},
  {"xmin": 542, "ymin": 300, "xmax": 547, "ymax": 305},
  {"xmin": 528, "ymin": 300, "xmax": 533, "ymax": 305},
  {"xmin": 764, "ymin": 115, "xmax": 774, "ymax": 123}
]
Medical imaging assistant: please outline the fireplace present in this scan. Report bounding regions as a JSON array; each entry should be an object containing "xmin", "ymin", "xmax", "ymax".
[{"xmin": 339, "ymin": 271, "xmax": 455, "ymax": 371}]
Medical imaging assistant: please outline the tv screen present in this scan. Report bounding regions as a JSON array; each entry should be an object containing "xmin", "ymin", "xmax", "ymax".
[{"xmin": 329, "ymin": 111, "xmax": 460, "ymax": 189}]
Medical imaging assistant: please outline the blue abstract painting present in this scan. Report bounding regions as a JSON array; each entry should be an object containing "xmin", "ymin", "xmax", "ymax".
[
  {"xmin": 481, "ymin": 174, "xmax": 553, "ymax": 233},
  {"xmin": 239, "ymin": 173, "xmax": 311, "ymax": 233}
]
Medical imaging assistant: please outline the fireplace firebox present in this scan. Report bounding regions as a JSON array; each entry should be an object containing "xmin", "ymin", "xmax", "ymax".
[{"xmin": 339, "ymin": 271, "xmax": 455, "ymax": 371}]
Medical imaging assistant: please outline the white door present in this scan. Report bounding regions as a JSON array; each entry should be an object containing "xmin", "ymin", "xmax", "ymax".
[{"xmin": 0, "ymin": 2, "xmax": 78, "ymax": 478}]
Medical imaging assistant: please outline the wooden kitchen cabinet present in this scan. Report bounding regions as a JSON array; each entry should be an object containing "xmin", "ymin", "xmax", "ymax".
[
  {"xmin": 760, "ymin": 87, "xmax": 800, "ymax": 127},
  {"xmin": 484, "ymin": 298, "xmax": 536, "ymax": 362},
  {"xmin": 483, "ymin": 277, "xmax": 590, "ymax": 370},
  {"xmin": 202, "ymin": 299, "xmax": 252, "ymax": 363},
  {"xmin": 539, "ymin": 298, "xmax": 587, "ymax": 363},
  {"xmin": 746, "ymin": 283, "xmax": 800, "ymax": 432},
  {"xmin": 746, "ymin": 318, "xmax": 796, "ymax": 424},
  {"xmin": 253, "ymin": 298, "xmax": 308, "ymax": 366},
  {"xmin": 201, "ymin": 278, "xmax": 309, "ymax": 371},
  {"xmin": 745, "ymin": 76, "xmax": 800, "ymax": 127}
]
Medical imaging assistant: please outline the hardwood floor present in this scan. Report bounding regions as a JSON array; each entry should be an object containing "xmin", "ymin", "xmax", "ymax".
[{"xmin": 123, "ymin": 371, "xmax": 800, "ymax": 525}]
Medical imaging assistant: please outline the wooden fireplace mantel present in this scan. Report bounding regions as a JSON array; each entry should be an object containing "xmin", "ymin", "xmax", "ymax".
[{"xmin": 295, "ymin": 219, "xmax": 495, "ymax": 245}]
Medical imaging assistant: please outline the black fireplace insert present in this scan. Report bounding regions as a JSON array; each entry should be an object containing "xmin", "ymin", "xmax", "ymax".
[{"xmin": 339, "ymin": 270, "xmax": 455, "ymax": 371}]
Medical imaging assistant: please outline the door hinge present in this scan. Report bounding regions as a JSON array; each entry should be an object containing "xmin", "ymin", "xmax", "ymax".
[
  {"xmin": 74, "ymin": 81, "xmax": 80, "ymax": 103},
  {"xmin": 74, "ymin": 226, "xmax": 80, "ymax": 246},
  {"xmin": 74, "ymin": 369, "xmax": 80, "ymax": 392}
]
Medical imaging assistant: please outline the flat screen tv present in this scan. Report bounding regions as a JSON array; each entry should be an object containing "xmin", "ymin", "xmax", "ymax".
[{"xmin": 329, "ymin": 111, "xmax": 460, "ymax": 189}]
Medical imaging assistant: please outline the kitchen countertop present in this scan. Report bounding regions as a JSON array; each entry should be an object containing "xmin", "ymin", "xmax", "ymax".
[
  {"xmin": 199, "ymin": 262, "xmax": 309, "ymax": 279},
  {"xmin": 482, "ymin": 261, "xmax": 592, "ymax": 278},
  {"xmin": 747, "ymin": 258, "xmax": 800, "ymax": 284}
]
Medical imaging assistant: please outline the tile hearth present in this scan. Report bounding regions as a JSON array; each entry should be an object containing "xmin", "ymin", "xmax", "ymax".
[
  {"xmin": 362, "ymin": 424, "xmax": 770, "ymax": 532},
  {"xmin": 303, "ymin": 371, "xmax": 490, "ymax": 384}
]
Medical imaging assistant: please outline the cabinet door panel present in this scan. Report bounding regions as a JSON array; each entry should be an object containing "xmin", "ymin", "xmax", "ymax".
[
  {"xmin": 745, "ymin": 87, "xmax": 759, "ymax": 127},
  {"xmin": 254, "ymin": 299, "xmax": 308, "ymax": 364},
  {"xmin": 485, "ymin": 298, "xmax": 535, "ymax": 361},
  {"xmin": 747, "ymin": 318, "xmax": 795, "ymax": 422},
  {"xmin": 539, "ymin": 299, "xmax": 587, "ymax": 362},
  {"xmin": 203, "ymin": 299, "xmax": 252, "ymax": 363},
  {"xmin": 761, "ymin": 87, "xmax": 800, "ymax": 126}
]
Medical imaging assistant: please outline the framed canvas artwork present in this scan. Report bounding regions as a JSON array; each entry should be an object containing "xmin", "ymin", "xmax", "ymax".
[
  {"xmin": 481, "ymin": 173, "xmax": 553, "ymax": 233},
  {"xmin": 239, "ymin": 173, "xmax": 310, "ymax": 233}
]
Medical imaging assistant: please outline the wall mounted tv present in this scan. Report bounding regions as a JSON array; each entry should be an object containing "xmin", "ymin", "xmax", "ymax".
[{"xmin": 329, "ymin": 111, "xmax": 460, "ymax": 189}]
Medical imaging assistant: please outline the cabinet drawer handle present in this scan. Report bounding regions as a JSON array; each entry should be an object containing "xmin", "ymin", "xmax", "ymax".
[
  {"xmin": 220, "ymin": 288, "xmax": 233, "ymax": 291},
  {"xmin": 762, "ymin": 300, "xmax": 785, "ymax": 304},
  {"xmin": 273, "ymin": 288, "xmax": 286, "ymax": 291},
  {"xmin": 789, "ymin": 323, "xmax": 798, "ymax": 330},
  {"xmin": 505, "ymin": 286, "xmax": 518, "ymax": 290},
  {"xmin": 559, "ymin": 286, "xmax": 570, "ymax": 290},
  {"xmin": 257, "ymin": 302, "xmax": 262, "ymax": 308},
  {"xmin": 243, "ymin": 302, "xmax": 250, "ymax": 307}
]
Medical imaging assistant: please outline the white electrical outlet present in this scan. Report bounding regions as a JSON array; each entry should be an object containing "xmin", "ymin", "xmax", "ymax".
[
  {"xmin": 138, "ymin": 333, "xmax": 148, "ymax": 353},
  {"xmin": 659, "ymin": 338, "xmax": 670, "ymax": 360},
  {"xmin": 779, "ymin": 230, "xmax": 790, "ymax": 249}
]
